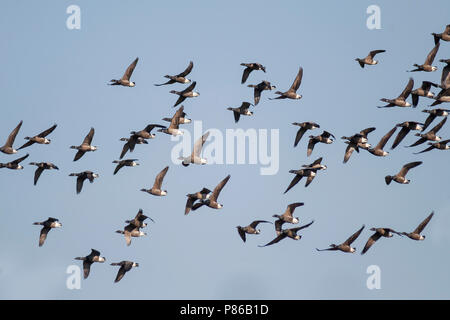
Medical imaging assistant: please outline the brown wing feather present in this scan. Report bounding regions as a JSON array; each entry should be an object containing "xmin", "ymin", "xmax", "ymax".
[
  {"xmin": 210, "ymin": 175, "xmax": 230, "ymax": 202},
  {"xmin": 289, "ymin": 67, "xmax": 303, "ymax": 92},
  {"xmin": 425, "ymin": 42, "xmax": 440, "ymax": 66},
  {"xmin": 121, "ymin": 57, "xmax": 138, "ymax": 81},
  {"xmin": 153, "ymin": 166, "xmax": 169, "ymax": 189},
  {"xmin": 4, "ymin": 120, "xmax": 22, "ymax": 148},
  {"xmin": 361, "ymin": 232, "xmax": 382, "ymax": 255},
  {"xmin": 178, "ymin": 61, "xmax": 193, "ymax": 77},
  {"xmin": 398, "ymin": 78, "xmax": 414, "ymax": 99},
  {"xmin": 343, "ymin": 225, "xmax": 365, "ymax": 245},
  {"xmin": 413, "ymin": 212, "xmax": 434, "ymax": 234}
]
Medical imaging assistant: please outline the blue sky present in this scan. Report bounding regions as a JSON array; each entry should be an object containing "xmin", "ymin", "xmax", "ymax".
[{"xmin": 0, "ymin": 0, "xmax": 449, "ymax": 299}]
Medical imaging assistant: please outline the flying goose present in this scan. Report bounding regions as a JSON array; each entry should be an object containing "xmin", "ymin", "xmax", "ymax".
[
  {"xmin": 259, "ymin": 220, "xmax": 314, "ymax": 247},
  {"xmin": 125, "ymin": 209, "xmax": 154, "ymax": 228},
  {"xmin": 158, "ymin": 106, "xmax": 186, "ymax": 136},
  {"xmin": 361, "ymin": 228, "xmax": 402, "ymax": 255},
  {"xmin": 407, "ymin": 117, "xmax": 447, "ymax": 147},
  {"xmin": 29, "ymin": 162, "xmax": 59, "ymax": 185},
  {"xmin": 411, "ymin": 81, "xmax": 438, "ymax": 107},
  {"xmin": 368, "ymin": 127, "xmax": 396, "ymax": 156},
  {"xmin": 240, "ymin": 62, "xmax": 266, "ymax": 84},
  {"xmin": 341, "ymin": 127, "xmax": 376, "ymax": 163},
  {"xmin": 33, "ymin": 217, "xmax": 62, "ymax": 247},
  {"xmin": 237, "ymin": 220, "xmax": 272, "ymax": 243},
  {"xmin": 170, "ymin": 81, "xmax": 199, "ymax": 107},
  {"xmin": 414, "ymin": 139, "xmax": 450, "ymax": 154},
  {"xmin": 285, "ymin": 158, "xmax": 326, "ymax": 193},
  {"xmin": 391, "ymin": 122, "xmax": 424, "ymax": 149},
  {"xmin": 178, "ymin": 131, "xmax": 210, "ymax": 166},
  {"xmin": 162, "ymin": 105, "xmax": 191, "ymax": 125},
  {"xmin": 185, "ymin": 188, "xmax": 212, "ymax": 215},
  {"xmin": 227, "ymin": 102, "xmax": 254, "ymax": 123},
  {"xmin": 385, "ymin": 161, "xmax": 422, "ymax": 185},
  {"xmin": 269, "ymin": 67, "xmax": 303, "ymax": 100},
  {"xmin": 0, "ymin": 153, "xmax": 29, "ymax": 170},
  {"xmin": 119, "ymin": 137, "xmax": 147, "ymax": 159},
  {"xmin": 140, "ymin": 166, "xmax": 169, "ymax": 196},
  {"xmin": 401, "ymin": 212, "xmax": 434, "ymax": 241},
  {"xmin": 74, "ymin": 249, "xmax": 106, "ymax": 279},
  {"xmin": 316, "ymin": 225, "xmax": 365, "ymax": 253},
  {"xmin": 421, "ymin": 108, "xmax": 449, "ymax": 131},
  {"xmin": 71, "ymin": 127, "xmax": 97, "ymax": 161},
  {"xmin": 307, "ymin": 130, "xmax": 335, "ymax": 156},
  {"xmin": 292, "ymin": 122, "xmax": 320, "ymax": 147},
  {"xmin": 432, "ymin": 25, "xmax": 450, "ymax": 44},
  {"xmin": 439, "ymin": 59, "xmax": 450, "ymax": 89},
  {"xmin": 69, "ymin": 171, "xmax": 99, "ymax": 194},
  {"xmin": 116, "ymin": 224, "xmax": 146, "ymax": 246},
  {"xmin": 247, "ymin": 81, "xmax": 276, "ymax": 105},
  {"xmin": 430, "ymin": 88, "xmax": 450, "ymax": 106},
  {"xmin": 109, "ymin": 57, "xmax": 138, "ymax": 87},
  {"xmin": 409, "ymin": 42, "xmax": 440, "ymax": 72},
  {"xmin": 378, "ymin": 78, "xmax": 414, "ymax": 108},
  {"xmin": 18, "ymin": 124, "xmax": 57, "ymax": 150},
  {"xmin": 155, "ymin": 61, "xmax": 193, "ymax": 86},
  {"xmin": 355, "ymin": 50, "xmax": 386, "ymax": 68},
  {"xmin": 130, "ymin": 124, "xmax": 165, "ymax": 140},
  {"xmin": 110, "ymin": 261, "xmax": 139, "ymax": 283},
  {"xmin": 0, "ymin": 120, "xmax": 22, "ymax": 154},
  {"xmin": 112, "ymin": 159, "xmax": 139, "ymax": 175},
  {"xmin": 191, "ymin": 175, "xmax": 230, "ymax": 210},
  {"xmin": 272, "ymin": 202, "xmax": 304, "ymax": 225}
]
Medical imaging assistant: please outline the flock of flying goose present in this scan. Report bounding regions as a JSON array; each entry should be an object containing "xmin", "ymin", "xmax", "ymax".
[{"xmin": 1, "ymin": 24, "xmax": 450, "ymax": 283}]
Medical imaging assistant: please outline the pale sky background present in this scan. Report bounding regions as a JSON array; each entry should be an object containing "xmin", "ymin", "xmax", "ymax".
[{"xmin": 0, "ymin": 1, "xmax": 449, "ymax": 299}]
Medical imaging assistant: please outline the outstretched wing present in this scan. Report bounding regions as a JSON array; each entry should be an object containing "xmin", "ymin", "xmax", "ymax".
[
  {"xmin": 181, "ymin": 81, "xmax": 197, "ymax": 94},
  {"xmin": 241, "ymin": 67, "xmax": 252, "ymax": 84},
  {"xmin": 82, "ymin": 128, "xmax": 95, "ymax": 145},
  {"xmin": 294, "ymin": 127, "xmax": 307, "ymax": 147},
  {"xmin": 413, "ymin": 212, "xmax": 434, "ymax": 234},
  {"xmin": 193, "ymin": 131, "xmax": 210, "ymax": 157},
  {"xmin": 398, "ymin": 161, "xmax": 422, "ymax": 178},
  {"xmin": 153, "ymin": 166, "xmax": 169, "ymax": 189},
  {"xmin": 368, "ymin": 49, "xmax": 385, "ymax": 58},
  {"xmin": 398, "ymin": 78, "xmax": 414, "ymax": 100},
  {"xmin": 343, "ymin": 225, "xmax": 365, "ymax": 245},
  {"xmin": 391, "ymin": 127, "xmax": 410, "ymax": 149},
  {"xmin": 375, "ymin": 127, "xmax": 396, "ymax": 150},
  {"xmin": 210, "ymin": 175, "xmax": 230, "ymax": 202},
  {"xmin": 284, "ymin": 174, "xmax": 302, "ymax": 194},
  {"xmin": 361, "ymin": 232, "xmax": 382, "ymax": 255},
  {"xmin": 425, "ymin": 42, "xmax": 440, "ymax": 66},
  {"xmin": 4, "ymin": 120, "xmax": 22, "ymax": 148},
  {"xmin": 178, "ymin": 61, "xmax": 193, "ymax": 77},
  {"xmin": 34, "ymin": 167, "xmax": 45, "ymax": 185},
  {"xmin": 38, "ymin": 124, "xmax": 57, "ymax": 137},
  {"xmin": 121, "ymin": 57, "xmax": 139, "ymax": 81},
  {"xmin": 289, "ymin": 67, "xmax": 303, "ymax": 92},
  {"xmin": 259, "ymin": 233, "xmax": 287, "ymax": 247},
  {"xmin": 429, "ymin": 116, "xmax": 447, "ymax": 134}
]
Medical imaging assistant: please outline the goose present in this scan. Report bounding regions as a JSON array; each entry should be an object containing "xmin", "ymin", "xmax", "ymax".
[
  {"xmin": 355, "ymin": 50, "xmax": 385, "ymax": 68},
  {"xmin": 236, "ymin": 220, "xmax": 272, "ymax": 243},
  {"xmin": 170, "ymin": 81, "xmax": 199, "ymax": 107},
  {"xmin": 119, "ymin": 136, "xmax": 147, "ymax": 159},
  {"xmin": 341, "ymin": 127, "xmax": 376, "ymax": 163},
  {"xmin": 407, "ymin": 117, "xmax": 447, "ymax": 147},
  {"xmin": 0, "ymin": 120, "xmax": 22, "ymax": 154},
  {"xmin": 70, "ymin": 127, "xmax": 97, "ymax": 161},
  {"xmin": 409, "ymin": 42, "xmax": 440, "ymax": 72},
  {"xmin": 391, "ymin": 122, "xmax": 424, "ymax": 149},
  {"xmin": 0, "ymin": 153, "xmax": 29, "ymax": 170},
  {"xmin": 368, "ymin": 127, "xmax": 396, "ymax": 156},
  {"xmin": 401, "ymin": 212, "xmax": 434, "ymax": 241},
  {"xmin": 29, "ymin": 162, "xmax": 59, "ymax": 185},
  {"xmin": 162, "ymin": 105, "xmax": 191, "ymax": 125},
  {"xmin": 125, "ymin": 209, "xmax": 154, "ymax": 228},
  {"xmin": 421, "ymin": 108, "xmax": 449, "ymax": 131},
  {"xmin": 33, "ymin": 217, "xmax": 62, "ymax": 247},
  {"xmin": 439, "ymin": 59, "xmax": 450, "ymax": 89},
  {"xmin": 110, "ymin": 261, "xmax": 139, "ymax": 283},
  {"xmin": 227, "ymin": 102, "xmax": 253, "ymax": 123},
  {"xmin": 185, "ymin": 187, "xmax": 212, "ymax": 215},
  {"xmin": 269, "ymin": 67, "xmax": 303, "ymax": 100},
  {"xmin": 432, "ymin": 25, "xmax": 450, "ymax": 44},
  {"xmin": 113, "ymin": 159, "xmax": 139, "ymax": 175},
  {"xmin": 285, "ymin": 158, "xmax": 326, "ymax": 193},
  {"xmin": 259, "ymin": 220, "xmax": 314, "ymax": 247},
  {"xmin": 247, "ymin": 81, "xmax": 276, "ymax": 105},
  {"xmin": 378, "ymin": 78, "xmax": 414, "ymax": 108},
  {"xmin": 272, "ymin": 202, "xmax": 304, "ymax": 225},
  {"xmin": 69, "ymin": 171, "xmax": 99, "ymax": 194},
  {"xmin": 158, "ymin": 106, "xmax": 186, "ymax": 136},
  {"xmin": 140, "ymin": 166, "xmax": 169, "ymax": 196},
  {"xmin": 316, "ymin": 225, "xmax": 365, "ymax": 253},
  {"xmin": 130, "ymin": 124, "xmax": 165, "ymax": 140},
  {"xmin": 240, "ymin": 62, "xmax": 266, "ymax": 84},
  {"xmin": 116, "ymin": 224, "xmax": 146, "ymax": 246},
  {"xmin": 109, "ymin": 57, "xmax": 138, "ymax": 87},
  {"xmin": 361, "ymin": 228, "xmax": 402, "ymax": 255},
  {"xmin": 74, "ymin": 249, "xmax": 106, "ymax": 279},
  {"xmin": 430, "ymin": 88, "xmax": 450, "ymax": 106},
  {"xmin": 307, "ymin": 130, "xmax": 335, "ymax": 156},
  {"xmin": 154, "ymin": 61, "xmax": 193, "ymax": 86},
  {"xmin": 178, "ymin": 131, "xmax": 210, "ymax": 166},
  {"xmin": 191, "ymin": 175, "xmax": 230, "ymax": 210},
  {"xmin": 18, "ymin": 124, "xmax": 57, "ymax": 150},
  {"xmin": 292, "ymin": 122, "xmax": 320, "ymax": 147},
  {"xmin": 385, "ymin": 161, "xmax": 422, "ymax": 185},
  {"xmin": 411, "ymin": 81, "xmax": 438, "ymax": 107},
  {"xmin": 414, "ymin": 139, "xmax": 450, "ymax": 154}
]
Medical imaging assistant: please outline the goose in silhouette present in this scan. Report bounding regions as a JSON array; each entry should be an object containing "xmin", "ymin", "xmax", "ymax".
[
  {"xmin": 411, "ymin": 81, "xmax": 438, "ymax": 107},
  {"xmin": 385, "ymin": 161, "xmax": 422, "ymax": 185},
  {"xmin": 259, "ymin": 220, "xmax": 314, "ymax": 247},
  {"xmin": 162, "ymin": 105, "xmax": 191, "ymax": 125},
  {"xmin": 0, "ymin": 120, "xmax": 22, "ymax": 154},
  {"xmin": 155, "ymin": 61, "xmax": 193, "ymax": 86},
  {"xmin": 379, "ymin": 78, "xmax": 414, "ymax": 108},
  {"xmin": 409, "ymin": 42, "xmax": 440, "ymax": 72},
  {"xmin": 116, "ymin": 224, "xmax": 146, "ymax": 246},
  {"xmin": 140, "ymin": 166, "xmax": 169, "ymax": 196},
  {"xmin": 113, "ymin": 159, "xmax": 139, "ymax": 175},
  {"xmin": 292, "ymin": 122, "xmax": 320, "ymax": 147},
  {"xmin": 247, "ymin": 81, "xmax": 276, "ymax": 105},
  {"xmin": 432, "ymin": 25, "xmax": 450, "ymax": 44},
  {"xmin": 29, "ymin": 162, "xmax": 59, "ymax": 185},
  {"xmin": 401, "ymin": 212, "xmax": 434, "ymax": 241},
  {"xmin": 69, "ymin": 171, "xmax": 99, "ymax": 194},
  {"xmin": 18, "ymin": 124, "xmax": 57, "ymax": 150},
  {"xmin": 285, "ymin": 158, "xmax": 326, "ymax": 192},
  {"xmin": 361, "ymin": 228, "xmax": 402, "ymax": 255},
  {"xmin": 185, "ymin": 188, "xmax": 212, "ymax": 215},
  {"xmin": 33, "ymin": 217, "xmax": 62, "ymax": 247},
  {"xmin": 158, "ymin": 106, "xmax": 186, "ymax": 136},
  {"xmin": 355, "ymin": 50, "xmax": 385, "ymax": 68},
  {"xmin": 272, "ymin": 203, "xmax": 304, "ymax": 225},
  {"xmin": 227, "ymin": 102, "xmax": 253, "ymax": 123},
  {"xmin": 307, "ymin": 131, "xmax": 335, "ymax": 156},
  {"xmin": 125, "ymin": 209, "xmax": 154, "ymax": 228},
  {"xmin": 269, "ymin": 67, "xmax": 303, "ymax": 100},
  {"xmin": 316, "ymin": 225, "xmax": 365, "ymax": 253},
  {"xmin": 237, "ymin": 220, "xmax": 272, "ymax": 243},
  {"xmin": 422, "ymin": 108, "xmax": 449, "ymax": 130},
  {"xmin": 368, "ymin": 127, "xmax": 396, "ymax": 156},
  {"xmin": 414, "ymin": 139, "xmax": 450, "ymax": 154},
  {"xmin": 391, "ymin": 122, "xmax": 424, "ymax": 149},
  {"xmin": 240, "ymin": 62, "xmax": 266, "ymax": 84},
  {"xmin": 170, "ymin": 81, "xmax": 199, "ymax": 107},
  {"xmin": 70, "ymin": 127, "xmax": 97, "ymax": 161},
  {"xmin": 74, "ymin": 249, "xmax": 106, "ymax": 279},
  {"xmin": 178, "ymin": 131, "xmax": 210, "ymax": 166},
  {"xmin": 119, "ymin": 137, "xmax": 147, "ymax": 159},
  {"xmin": 0, "ymin": 153, "xmax": 29, "ymax": 170},
  {"xmin": 109, "ymin": 57, "xmax": 138, "ymax": 87},
  {"xmin": 439, "ymin": 59, "xmax": 450, "ymax": 90},
  {"xmin": 407, "ymin": 117, "xmax": 447, "ymax": 147},
  {"xmin": 111, "ymin": 261, "xmax": 139, "ymax": 283},
  {"xmin": 191, "ymin": 175, "xmax": 230, "ymax": 210}
]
